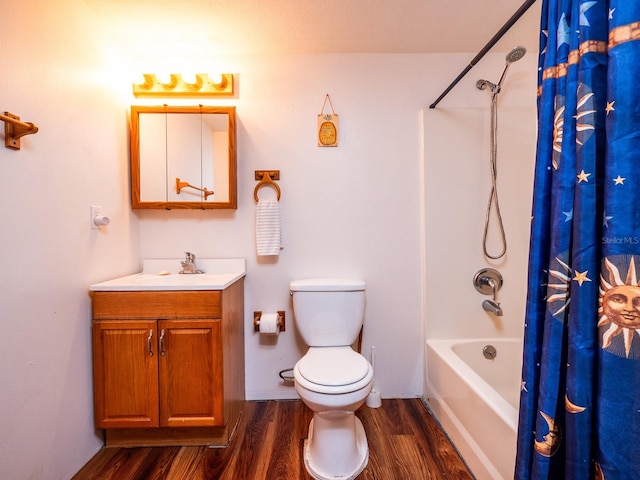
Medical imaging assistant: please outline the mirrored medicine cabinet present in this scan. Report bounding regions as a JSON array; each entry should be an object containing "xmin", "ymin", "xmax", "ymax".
[{"xmin": 130, "ymin": 105, "xmax": 237, "ymax": 209}]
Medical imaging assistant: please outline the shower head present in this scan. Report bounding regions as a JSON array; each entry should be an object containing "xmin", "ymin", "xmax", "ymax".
[
  {"xmin": 496, "ymin": 46, "xmax": 527, "ymax": 88},
  {"xmin": 505, "ymin": 46, "xmax": 527, "ymax": 63},
  {"xmin": 477, "ymin": 46, "xmax": 527, "ymax": 94}
]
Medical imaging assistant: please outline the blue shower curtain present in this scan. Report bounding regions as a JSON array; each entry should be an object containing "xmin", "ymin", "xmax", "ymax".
[{"xmin": 516, "ymin": 1, "xmax": 640, "ymax": 478}]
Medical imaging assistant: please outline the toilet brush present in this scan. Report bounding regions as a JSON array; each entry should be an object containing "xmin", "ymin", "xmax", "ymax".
[{"xmin": 366, "ymin": 346, "xmax": 382, "ymax": 408}]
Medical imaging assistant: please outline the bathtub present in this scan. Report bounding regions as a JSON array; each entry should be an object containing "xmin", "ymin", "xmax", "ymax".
[{"xmin": 424, "ymin": 338, "xmax": 522, "ymax": 480}]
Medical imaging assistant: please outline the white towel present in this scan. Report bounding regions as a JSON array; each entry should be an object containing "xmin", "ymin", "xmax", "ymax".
[{"xmin": 256, "ymin": 198, "xmax": 282, "ymax": 256}]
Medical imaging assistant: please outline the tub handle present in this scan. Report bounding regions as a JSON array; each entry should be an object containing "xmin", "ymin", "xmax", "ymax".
[{"xmin": 473, "ymin": 268, "xmax": 503, "ymax": 301}]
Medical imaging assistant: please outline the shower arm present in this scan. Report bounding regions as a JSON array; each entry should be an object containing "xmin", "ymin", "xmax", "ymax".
[
  {"xmin": 496, "ymin": 62, "xmax": 511, "ymax": 89},
  {"xmin": 428, "ymin": 0, "xmax": 536, "ymax": 109}
]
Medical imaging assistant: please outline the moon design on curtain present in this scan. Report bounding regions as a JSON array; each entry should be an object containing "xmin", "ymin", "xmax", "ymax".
[{"xmin": 533, "ymin": 411, "xmax": 562, "ymax": 457}]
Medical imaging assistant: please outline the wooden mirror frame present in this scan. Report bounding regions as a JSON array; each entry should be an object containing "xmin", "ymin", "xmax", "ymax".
[{"xmin": 130, "ymin": 105, "xmax": 237, "ymax": 209}]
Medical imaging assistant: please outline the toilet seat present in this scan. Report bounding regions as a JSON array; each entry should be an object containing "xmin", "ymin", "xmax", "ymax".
[{"xmin": 294, "ymin": 347, "xmax": 373, "ymax": 395}]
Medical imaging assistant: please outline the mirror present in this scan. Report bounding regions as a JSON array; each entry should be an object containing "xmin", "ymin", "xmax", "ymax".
[{"xmin": 130, "ymin": 105, "xmax": 237, "ymax": 209}]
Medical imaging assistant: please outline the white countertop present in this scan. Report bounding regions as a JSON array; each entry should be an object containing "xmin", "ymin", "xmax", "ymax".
[{"xmin": 89, "ymin": 258, "xmax": 246, "ymax": 291}]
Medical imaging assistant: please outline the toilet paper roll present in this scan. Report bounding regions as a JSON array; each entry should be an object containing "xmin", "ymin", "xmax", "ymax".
[{"xmin": 259, "ymin": 313, "xmax": 280, "ymax": 336}]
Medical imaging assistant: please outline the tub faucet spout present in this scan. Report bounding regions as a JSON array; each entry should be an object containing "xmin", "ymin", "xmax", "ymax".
[{"xmin": 482, "ymin": 299, "xmax": 503, "ymax": 316}]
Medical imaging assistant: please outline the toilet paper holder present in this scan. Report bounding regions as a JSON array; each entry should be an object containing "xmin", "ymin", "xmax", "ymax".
[{"xmin": 253, "ymin": 311, "xmax": 286, "ymax": 332}]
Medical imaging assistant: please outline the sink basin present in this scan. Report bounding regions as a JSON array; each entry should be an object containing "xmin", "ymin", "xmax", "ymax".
[{"xmin": 90, "ymin": 258, "xmax": 245, "ymax": 291}]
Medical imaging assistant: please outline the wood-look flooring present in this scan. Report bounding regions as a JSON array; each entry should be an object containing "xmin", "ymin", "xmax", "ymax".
[{"xmin": 73, "ymin": 398, "xmax": 474, "ymax": 480}]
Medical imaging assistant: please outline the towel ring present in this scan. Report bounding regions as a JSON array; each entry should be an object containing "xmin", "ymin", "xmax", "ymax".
[{"xmin": 254, "ymin": 170, "xmax": 281, "ymax": 202}]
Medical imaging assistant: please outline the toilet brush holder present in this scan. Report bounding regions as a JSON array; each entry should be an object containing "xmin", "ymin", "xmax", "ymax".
[
  {"xmin": 366, "ymin": 389, "xmax": 381, "ymax": 408},
  {"xmin": 366, "ymin": 346, "xmax": 381, "ymax": 408}
]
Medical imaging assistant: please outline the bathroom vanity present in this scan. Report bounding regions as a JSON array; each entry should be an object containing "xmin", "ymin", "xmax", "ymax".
[{"xmin": 89, "ymin": 259, "xmax": 245, "ymax": 447}]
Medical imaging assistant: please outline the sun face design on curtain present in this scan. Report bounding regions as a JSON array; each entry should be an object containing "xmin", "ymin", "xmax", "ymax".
[
  {"xmin": 576, "ymin": 86, "xmax": 596, "ymax": 142},
  {"xmin": 552, "ymin": 97, "xmax": 565, "ymax": 170},
  {"xmin": 552, "ymin": 86, "xmax": 596, "ymax": 171},
  {"xmin": 546, "ymin": 254, "xmax": 571, "ymax": 317},
  {"xmin": 599, "ymin": 256, "xmax": 640, "ymax": 359}
]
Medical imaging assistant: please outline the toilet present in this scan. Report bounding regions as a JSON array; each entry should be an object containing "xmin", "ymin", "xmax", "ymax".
[{"xmin": 290, "ymin": 278, "xmax": 374, "ymax": 480}]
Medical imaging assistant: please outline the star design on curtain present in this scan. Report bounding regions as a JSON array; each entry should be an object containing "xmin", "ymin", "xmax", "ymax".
[
  {"xmin": 579, "ymin": 2, "xmax": 597, "ymax": 26},
  {"xmin": 577, "ymin": 170, "xmax": 591, "ymax": 182},
  {"xmin": 574, "ymin": 270, "xmax": 591, "ymax": 286},
  {"xmin": 541, "ymin": 30, "xmax": 549, "ymax": 55},
  {"xmin": 606, "ymin": 100, "xmax": 615, "ymax": 114},
  {"xmin": 557, "ymin": 14, "xmax": 571, "ymax": 47},
  {"xmin": 614, "ymin": 175, "xmax": 625, "ymax": 185}
]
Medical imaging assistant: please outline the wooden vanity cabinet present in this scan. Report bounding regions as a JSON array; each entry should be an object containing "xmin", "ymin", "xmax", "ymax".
[
  {"xmin": 92, "ymin": 319, "xmax": 161, "ymax": 429},
  {"xmin": 91, "ymin": 280, "xmax": 244, "ymax": 447}
]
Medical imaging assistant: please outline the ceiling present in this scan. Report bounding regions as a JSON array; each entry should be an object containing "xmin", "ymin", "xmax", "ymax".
[{"xmin": 85, "ymin": 0, "xmax": 541, "ymax": 56}]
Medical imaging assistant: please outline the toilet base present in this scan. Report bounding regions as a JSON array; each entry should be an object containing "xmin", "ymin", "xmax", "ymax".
[{"xmin": 303, "ymin": 415, "xmax": 369, "ymax": 480}]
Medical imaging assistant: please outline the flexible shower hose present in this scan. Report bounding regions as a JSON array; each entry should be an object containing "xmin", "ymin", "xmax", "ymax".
[{"xmin": 483, "ymin": 91, "xmax": 507, "ymax": 260}]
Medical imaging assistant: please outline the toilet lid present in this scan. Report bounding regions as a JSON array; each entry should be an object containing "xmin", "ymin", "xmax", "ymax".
[{"xmin": 296, "ymin": 347, "xmax": 370, "ymax": 386}]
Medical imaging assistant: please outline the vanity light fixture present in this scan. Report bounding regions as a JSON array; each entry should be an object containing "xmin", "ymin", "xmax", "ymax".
[{"xmin": 132, "ymin": 73, "xmax": 234, "ymax": 97}]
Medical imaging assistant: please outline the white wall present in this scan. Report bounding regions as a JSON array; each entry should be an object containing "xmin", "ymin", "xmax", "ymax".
[
  {"xmin": 0, "ymin": 1, "xmax": 141, "ymax": 479},
  {"xmin": 136, "ymin": 54, "xmax": 430, "ymax": 401},
  {"xmin": 0, "ymin": 0, "xmax": 537, "ymax": 478}
]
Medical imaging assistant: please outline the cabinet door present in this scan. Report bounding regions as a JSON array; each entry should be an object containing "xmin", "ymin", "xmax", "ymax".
[
  {"xmin": 93, "ymin": 320, "xmax": 159, "ymax": 428},
  {"xmin": 158, "ymin": 319, "xmax": 224, "ymax": 427}
]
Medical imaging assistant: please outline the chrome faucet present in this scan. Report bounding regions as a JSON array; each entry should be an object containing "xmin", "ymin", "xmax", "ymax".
[
  {"xmin": 479, "ymin": 277, "xmax": 503, "ymax": 316},
  {"xmin": 473, "ymin": 268, "xmax": 504, "ymax": 316},
  {"xmin": 482, "ymin": 299, "xmax": 503, "ymax": 316},
  {"xmin": 179, "ymin": 251, "xmax": 205, "ymax": 274}
]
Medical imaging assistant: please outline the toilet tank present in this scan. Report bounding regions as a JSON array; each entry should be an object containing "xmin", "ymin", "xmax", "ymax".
[{"xmin": 290, "ymin": 278, "xmax": 366, "ymax": 347}]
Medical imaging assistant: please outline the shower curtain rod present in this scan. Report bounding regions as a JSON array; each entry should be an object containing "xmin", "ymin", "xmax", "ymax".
[{"xmin": 429, "ymin": 0, "xmax": 537, "ymax": 109}]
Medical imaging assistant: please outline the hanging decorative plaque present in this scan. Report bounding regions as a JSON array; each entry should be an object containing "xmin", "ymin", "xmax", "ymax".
[{"xmin": 317, "ymin": 94, "xmax": 338, "ymax": 147}]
